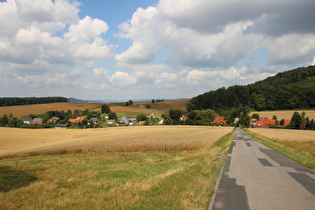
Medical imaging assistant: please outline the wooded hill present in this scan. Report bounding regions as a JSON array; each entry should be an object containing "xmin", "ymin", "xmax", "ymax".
[
  {"xmin": 186, "ymin": 66, "xmax": 315, "ymax": 112},
  {"xmin": 0, "ymin": 97, "xmax": 69, "ymax": 106}
]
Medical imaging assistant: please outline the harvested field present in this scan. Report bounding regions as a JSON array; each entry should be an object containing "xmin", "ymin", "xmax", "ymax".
[
  {"xmin": 144, "ymin": 99, "xmax": 190, "ymax": 115},
  {"xmin": 0, "ymin": 102, "xmax": 104, "ymax": 118},
  {"xmin": 250, "ymin": 110, "xmax": 315, "ymax": 120},
  {"xmin": 0, "ymin": 126, "xmax": 233, "ymax": 158},
  {"xmin": 247, "ymin": 128, "xmax": 315, "ymax": 142}
]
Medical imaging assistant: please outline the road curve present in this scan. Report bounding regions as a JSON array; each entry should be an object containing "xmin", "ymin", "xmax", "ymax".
[{"xmin": 209, "ymin": 128, "xmax": 315, "ymax": 210}]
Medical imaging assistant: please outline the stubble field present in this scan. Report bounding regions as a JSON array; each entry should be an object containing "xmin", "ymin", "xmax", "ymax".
[{"xmin": 0, "ymin": 126, "xmax": 234, "ymax": 209}]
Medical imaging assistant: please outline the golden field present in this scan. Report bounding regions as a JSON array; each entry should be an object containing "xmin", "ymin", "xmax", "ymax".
[
  {"xmin": 247, "ymin": 128, "xmax": 315, "ymax": 142},
  {"xmin": 0, "ymin": 99, "xmax": 190, "ymax": 118},
  {"xmin": 0, "ymin": 126, "xmax": 233, "ymax": 158},
  {"xmin": 0, "ymin": 102, "xmax": 104, "ymax": 118},
  {"xmin": 250, "ymin": 110, "xmax": 315, "ymax": 120},
  {"xmin": 144, "ymin": 99, "xmax": 190, "ymax": 115},
  {"xmin": 0, "ymin": 126, "xmax": 233, "ymax": 209}
]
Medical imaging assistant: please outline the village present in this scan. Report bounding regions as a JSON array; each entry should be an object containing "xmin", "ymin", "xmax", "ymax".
[{"xmin": 18, "ymin": 112, "xmax": 292, "ymax": 129}]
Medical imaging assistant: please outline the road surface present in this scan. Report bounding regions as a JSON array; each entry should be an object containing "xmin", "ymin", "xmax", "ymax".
[{"xmin": 209, "ymin": 128, "xmax": 315, "ymax": 210}]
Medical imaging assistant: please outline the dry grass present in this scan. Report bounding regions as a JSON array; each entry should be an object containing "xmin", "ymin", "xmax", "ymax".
[
  {"xmin": 0, "ymin": 126, "xmax": 233, "ymax": 158},
  {"xmin": 0, "ymin": 126, "xmax": 234, "ymax": 209},
  {"xmin": 0, "ymin": 102, "xmax": 104, "ymax": 118},
  {"xmin": 250, "ymin": 110, "xmax": 315, "ymax": 120}
]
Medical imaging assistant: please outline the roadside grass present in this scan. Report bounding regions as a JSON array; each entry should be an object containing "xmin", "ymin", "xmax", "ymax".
[
  {"xmin": 244, "ymin": 129, "xmax": 315, "ymax": 169},
  {"xmin": 0, "ymin": 131, "xmax": 234, "ymax": 209}
]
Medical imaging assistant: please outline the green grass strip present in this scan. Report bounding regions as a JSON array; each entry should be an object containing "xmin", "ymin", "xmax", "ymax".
[{"xmin": 243, "ymin": 129, "xmax": 315, "ymax": 169}]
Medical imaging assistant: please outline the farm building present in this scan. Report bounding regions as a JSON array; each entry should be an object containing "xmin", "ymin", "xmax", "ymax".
[
  {"xmin": 148, "ymin": 112, "xmax": 157, "ymax": 119},
  {"xmin": 180, "ymin": 115, "xmax": 188, "ymax": 121},
  {"xmin": 47, "ymin": 117, "xmax": 60, "ymax": 123},
  {"xmin": 68, "ymin": 117, "xmax": 85, "ymax": 123},
  {"xmin": 21, "ymin": 117, "xmax": 32, "ymax": 124},
  {"xmin": 253, "ymin": 118, "xmax": 277, "ymax": 128},
  {"xmin": 32, "ymin": 118, "xmax": 44, "ymax": 125},
  {"xmin": 55, "ymin": 124, "xmax": 67, "ymax": 129},
  {"xmin": 120, "ymin": 116, "xmax": 130, "ymax": 125},
  {"xmin": 88, "ymin": 118, "xmax": 100, "ymax": 126},
  {"xmin": 139, "ymin": 121, "xmax": 146, "ymax": 125},
  {"xmin": 210, "ymin": 116, "xmax": 227, "ymax": 126}
]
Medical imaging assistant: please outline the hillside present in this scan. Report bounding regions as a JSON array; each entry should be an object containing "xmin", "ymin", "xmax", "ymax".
[
  {"xmin": 0, "ymin": 100, "xmax": 190, "ymax": 118},
  {"xmin": 187, "ymin": 66, "xmax": 315, "ymax": 111}
]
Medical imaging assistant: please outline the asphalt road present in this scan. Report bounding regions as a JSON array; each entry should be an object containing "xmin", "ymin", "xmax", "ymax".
[{"xmin": 209, "ymin": 128, "xmax": 315, "ymax": 210}]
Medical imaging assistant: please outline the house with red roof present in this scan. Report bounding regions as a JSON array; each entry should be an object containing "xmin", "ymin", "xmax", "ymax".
[
  {"xmin": 255, "ymin": 118, "xmax": 276, "ymax": 128},
  {"xmin": 180, "ymin": 115, "xmax": 188, "ymax": 121},
  {"xmin": 47, "ymin": 117, "xmax": 60, "ymax": 123},
  {"xmin": 68, "ymin": 117, "xmax": 85, "ymax": 123},
  {"xmin": 210, "ymin": 116, "xmax": 227, "ymax": 126}
]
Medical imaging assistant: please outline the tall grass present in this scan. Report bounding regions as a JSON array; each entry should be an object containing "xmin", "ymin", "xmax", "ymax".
[
  {"xmin": 0, "ymin": 131, "xmax": 234, "ymax": 209},
  {"xmin": 244, "ymin": 129, "xmax": 315, "ymax": 169}
]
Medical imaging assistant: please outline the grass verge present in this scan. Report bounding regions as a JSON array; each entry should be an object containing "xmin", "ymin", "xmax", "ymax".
[
  {"xmin": 244, "ymin": 129, "xmax": 315, "ymax": 169},
  {"xmin": 0, "ymin": 130, "xmax": 234, "ymax": 209}
]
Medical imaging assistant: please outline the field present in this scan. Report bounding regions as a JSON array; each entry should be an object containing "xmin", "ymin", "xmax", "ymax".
[
  {"xmin": 249, "ymin": 110, "xmax": 315, "ymax": 120},
  {"xmin": 0, "ymin": 99, "xmax": 190, "ymax": 118},
  {"xmin": 0, "ymin": 126, "xmax": 233, "ymax": 209},
  {"xmin": 0, "ymin": 103, "xmax": 104, "ymax": 118},
  {"xmin": 247, "ymin": 128, "xmax": 315, "ymax": 142},
  {"xmin": 0, "ymin": 126, "xmax": 232, "ymax": 158},
  {"xmin": 246, "ymin": 128, "xmax": 315, "ymax": 168},
  {"xmin": 140, "ymin": 99, "xmax": 190, "ymax": 115}
]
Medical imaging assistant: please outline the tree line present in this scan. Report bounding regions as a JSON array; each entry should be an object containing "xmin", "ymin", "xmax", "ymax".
[
  {"xmin": 186, "ymin": 66, "xmax": 315, "ymax": 112},
  {"xmin": 0, "ymin": 97, "xmax": 69, "ymax": 106}
]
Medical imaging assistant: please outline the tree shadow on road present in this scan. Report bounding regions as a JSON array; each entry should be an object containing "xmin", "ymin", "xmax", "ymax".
[{"xmin": 0, "ymin": 166, "xmax": 38, "ymax": 192}]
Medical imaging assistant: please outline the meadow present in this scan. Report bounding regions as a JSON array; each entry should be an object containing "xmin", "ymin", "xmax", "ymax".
[
  {"xmin": 0, "ymin": 126, "xmax": 234, "ymax": 209},
  {"xmin": 246, "ymin": 128, "xmax": 315, "ymax": 169}
]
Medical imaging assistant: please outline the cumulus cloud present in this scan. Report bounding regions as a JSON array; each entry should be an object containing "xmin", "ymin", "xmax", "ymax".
[
  {"xmin": 0, "ymin": 0, "xmax": 111, "ymax": 66},
  {"xmin": 117, "ymin": 0, "xmax": 315, "ymax": 71},
  {"xmin": 1, "ymin": 0, "xmax": 314, "ymax": 100}
]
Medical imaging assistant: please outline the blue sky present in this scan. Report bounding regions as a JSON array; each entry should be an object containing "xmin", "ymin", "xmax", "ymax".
[{"xmin": 1, "ymin": 0, "xmax": 315, "ymax": 100}]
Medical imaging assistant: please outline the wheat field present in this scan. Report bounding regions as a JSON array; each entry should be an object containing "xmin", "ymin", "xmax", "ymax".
[
  {"xmin": 0, "ymin": 102, "xmax": 104, "ymax": 118},
  {"xmin": 0, "ymin": 126, "xmax": 233, "ymax": 158},
  {"xmin": 247, "ymin": 128, "xmax": 315, "ymax": 142},
  {"xmin": 249, "ymin": 110, "xmax": 315, "ymax": 120}
]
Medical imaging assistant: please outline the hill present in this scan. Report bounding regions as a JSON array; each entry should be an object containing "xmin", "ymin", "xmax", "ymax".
[
  {"xmin": 0, "ymin": 99, "xmax": 190, "ymax": 118},
  {"xmin": 187, "ymin": 66, "xmax": 315, "ymax": 112}
]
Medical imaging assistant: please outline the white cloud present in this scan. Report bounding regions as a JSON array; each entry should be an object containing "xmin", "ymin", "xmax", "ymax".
[{"xmin": 308, "ymin": 57, "xmax": 315, "ymax": 66}]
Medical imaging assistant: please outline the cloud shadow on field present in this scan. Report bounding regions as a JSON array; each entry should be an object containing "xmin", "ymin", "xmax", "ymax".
[{"xmin": 0, "ymin": 166, "xmax": 38, "ymax": 192}]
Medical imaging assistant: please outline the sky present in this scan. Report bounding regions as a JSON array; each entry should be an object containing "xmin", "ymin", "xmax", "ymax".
[{"xmin": 1, "ymin": 0, "xmax": 315, "ymax": 101}]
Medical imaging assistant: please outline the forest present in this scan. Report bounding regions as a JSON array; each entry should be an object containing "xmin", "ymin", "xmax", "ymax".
[
  {"xmin": 186, "ymin": 66, "xmax": 315, "ymax": 112},
  {"xmin": 0, "ymin": 97, "xmax": 68, "ymax": 106}
]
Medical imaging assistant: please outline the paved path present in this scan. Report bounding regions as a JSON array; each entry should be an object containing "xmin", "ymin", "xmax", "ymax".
[{"xmin": 209, "ymin": 128, "xmax": 315, "ymax": 210}]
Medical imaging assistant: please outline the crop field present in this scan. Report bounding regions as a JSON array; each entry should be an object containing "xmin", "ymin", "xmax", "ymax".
[
  {"xmin": 0, "ymin": 99, "xmax": 189, "ymax": 118},
  {"xmin": 0, "ymin": 126, "xmax": 234, "ymax": 209},
  {"xmin": 0, "ymin": 126, "xmax": 232, "ymax": 157},
  {"xmin": 247, "ymin": 128, "xmax": 315, "ymax": 142},
  {"xmin": 147, "ymin": 99, "xmax": 190, "ymax": 115},
  {"xmin": 249, "ymin": 110, "xmax": 315, "ymax": 120},
  {"xmin": 0, "ymin": 102, "xmax": 104, "ymax": 118}
]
